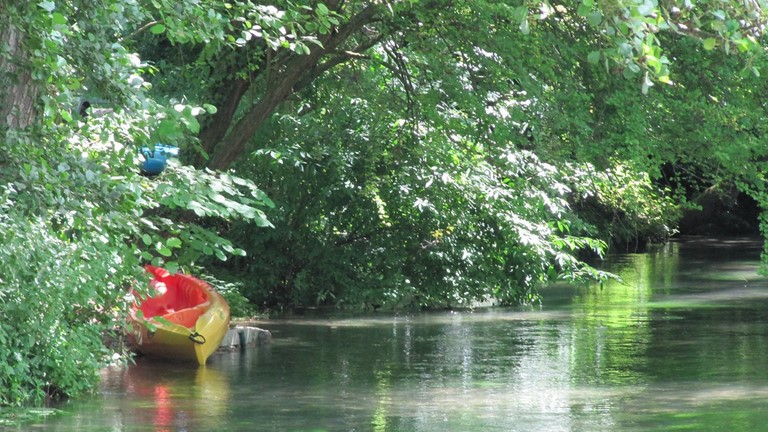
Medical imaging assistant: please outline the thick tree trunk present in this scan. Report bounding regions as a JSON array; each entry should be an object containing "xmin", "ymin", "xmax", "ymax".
[
  {"xmin": 206, "ymin": 4, "xmax": 380, "ymax": 170},
  {"xmin": 196, "ymin": 77, "xmax": 249, "ymax": 166},
  {"xmin": 0, "ymin": 15, "xmax": 37, "ymax": 129}
]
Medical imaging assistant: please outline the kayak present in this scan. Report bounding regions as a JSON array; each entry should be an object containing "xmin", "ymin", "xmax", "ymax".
[{"xmin": 128, "ymin": 266, "xmax": 230, "ymax": 365}]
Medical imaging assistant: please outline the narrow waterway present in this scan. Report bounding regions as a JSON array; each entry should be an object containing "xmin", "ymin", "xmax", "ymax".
[{"xmin": 25, "ymin": 237, "xmax": 768, "ymax": 431}]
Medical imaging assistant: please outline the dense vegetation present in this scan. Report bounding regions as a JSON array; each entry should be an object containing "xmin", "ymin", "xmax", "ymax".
[{"xmin": 2, "ymin": 0, "xmax": 768, "ymax": 406}]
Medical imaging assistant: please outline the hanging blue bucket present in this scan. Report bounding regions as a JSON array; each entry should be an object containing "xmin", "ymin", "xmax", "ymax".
[{"xmin": 140, "ymin": 144, "xmax": 179, "ymax": 176}]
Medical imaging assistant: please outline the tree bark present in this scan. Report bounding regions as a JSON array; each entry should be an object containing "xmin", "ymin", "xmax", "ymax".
[
  {"xmin": 195, "ymin": 77, "xmax": 250, "ymax": 166},
  {"xmin": 206, "ymin": 4, "xmax": 380, "ymax": 170},
  {"xmin": 0, "ymin": 14, "xmax": 37, "ymax": 130}
]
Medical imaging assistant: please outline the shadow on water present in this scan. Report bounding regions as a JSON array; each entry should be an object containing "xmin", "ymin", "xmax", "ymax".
[{"xmin": 24, "ymin": 236, "xmax": 768, "ymax": 432}]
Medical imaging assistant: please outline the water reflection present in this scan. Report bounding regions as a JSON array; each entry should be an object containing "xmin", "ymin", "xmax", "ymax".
[
  {"xmin": 117, "ymin": 362, "xmax": 228, "ymax": 431},
  {"xmin": 31, "ymin": 237, "xmax": 768, "ymax": 432}
]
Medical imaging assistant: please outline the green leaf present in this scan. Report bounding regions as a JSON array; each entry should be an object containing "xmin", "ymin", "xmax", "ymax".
[
  {"xmin": 215, "ymin": 249, "xmax": 227, "ymax": 261},
  {"xmin": 587, "ymin": 12, "xmax": 603, "ymax": 26},
  {"xmin": 52, "ymin": 12, "xmax": 67, "ymax": 25},
  {"xmin": 295, "ymin": 43, "xmax": 311, "ymax": 55},
  {"xmin": 317, "ymin": 3, "xmax": 329, "ymax": 15},
  {"xmin": 646, "ymin": 56, "xmax": 661, "ymax": 73},
  {"xmin": 150, "ymin": 23, "xmax": 166, "ymax": 35},
  {"xmin": 38, "ymin": 1, "xmax": 55, "ymax": 12},
  {"xmin": 164, "ymin": 261, "xmax": 180, "ymax": 274},
  {"xmin": 254, "ymin": 215, "xmax": 272, "ymax": 227},
  {"xmin": 513, "ymin": 6, "xmax": 528, "ymax": 22},
  {"xmin": 157, "ymin": 119, "xmax": 182, "ymax": 140},
  {"xmin": 519, "ymin": 19, "xmax": 530, "ymax": 35},
  {"xmin": 156, "ymin": 245, "xmax": 173, "ymax": 257},
  {"xmin": 183, "ymin": 115, "xmax": 200, "ymax": 134},
  {"xmin": 261, "ymin": 195, "xmax": 275, "ymax": 208},
  {"xmin": 141, "ymin": 234, "xmax": 152, "ymax": 245},
  {"xmin": 188, "ymin": 200, "xmax": 207, "ymax": 217},
  {"xmin": 587, "ymin": 51, "xmax": 601, "ymax": 64},
  {"xmin": 637, "ymin": 0, "xmax": 656, "ymax": 16},
  {"xmin": 641, "ymin": 73, "xmax": 653, "ymax": 94},
  {"xmin": 703, "ymin": 38, "xmax": 716, "ymax": 50},
  {"xmin": 166, "ymin": 237, "xmax": 182, "ymax": 248}
]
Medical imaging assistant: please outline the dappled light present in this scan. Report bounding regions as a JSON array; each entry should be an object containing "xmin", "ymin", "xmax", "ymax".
[{"xmin": 5, "ymin": 0, "xmax": 768, "ymax": 418}]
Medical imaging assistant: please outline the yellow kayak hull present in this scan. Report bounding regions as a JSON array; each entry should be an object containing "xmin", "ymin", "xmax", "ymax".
[{"xmin": 128, "ymin": 266, "xmax": 230, "ymax": 365}]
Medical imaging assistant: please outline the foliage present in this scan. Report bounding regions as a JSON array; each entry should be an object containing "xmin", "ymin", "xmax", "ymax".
[
  {"xmin": 0, "ymin": 0, "xmax": 273, "ymax": 406},
  {"xmin": 196, "ymin": 272, "xmax": 260, "ymax": 319},
  {"xmin": 553, "ymin": 0, "xmax": 767, "ymax": 90},
  {"xmin": 174, "ymin": 0, "xmax": 768, "ymax": 309},
  {"xmin": 0, "ymin": 211, "xmax": 130, "ymax": 406},
  {"xmin": 568, "ymin": 163, "xmax": 682, "ymax": 250},
  {"xmin": 4, "ymin": 0, "xmax": 768, "ymax": 407},
  {"xmin": 215, "ymin": 71, "xmax": 610, "ymax": 309}
]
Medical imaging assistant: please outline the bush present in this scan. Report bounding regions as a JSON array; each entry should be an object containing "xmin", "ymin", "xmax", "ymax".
[
  {"xmin": 568, "ymin": 162, "xmax": 682, "ymax": 250},
  {"xmin": 197, "ymin": 272, "xmax": 260, "ymax": 319},
  {"xmin": 0, "ymin": 214, "xmax": 134, "ymax": 406}
]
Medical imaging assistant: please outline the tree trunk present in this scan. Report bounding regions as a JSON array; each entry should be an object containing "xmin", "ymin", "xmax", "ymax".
[
  {"xmin": 195, "ymin": 77, "xmax": 250, "ymax": 166},
  {"xmin": 0, "ymin": 14, "xmax": 37, "ymax": 129},
  {"xmin": 206, "ymin": 4, "xmax": 380, "ymax": 170}
]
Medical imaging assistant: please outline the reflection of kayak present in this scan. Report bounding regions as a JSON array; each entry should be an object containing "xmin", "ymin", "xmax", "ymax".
[
  {"xmin": 99, "ymin": 358, "xmax": 230, "ymax": 430},
  {"xmin": 128, "ymin": 266, "xmax": 230, "ymax": 365}
]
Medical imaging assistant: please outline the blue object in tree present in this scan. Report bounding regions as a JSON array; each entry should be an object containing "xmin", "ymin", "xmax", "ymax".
[{"xmin": 140, "ymin": 144, "xmax": 179, "ymax": 176}]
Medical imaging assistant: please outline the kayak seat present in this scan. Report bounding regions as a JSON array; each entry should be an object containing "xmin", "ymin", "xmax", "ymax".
[
  {"xmin": 138, "ymin": 273, "xmax": 211, "ymax": 329},
  {"xmin": 162, "ymin": 302, "xmax": 210, "ymax": 329}
]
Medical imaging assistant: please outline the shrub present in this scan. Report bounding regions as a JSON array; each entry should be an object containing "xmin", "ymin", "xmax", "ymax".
[{"xmin": 0, "ymin": 213, "xmax": 135, "ymax": 406}]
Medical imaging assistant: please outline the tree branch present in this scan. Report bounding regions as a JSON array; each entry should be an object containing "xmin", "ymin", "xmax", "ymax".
[
  {"xmin": 207, "ymin": 4, "xmax": 383, "ymax": 170},
  {"xmin": 120, "ymin": 20, "xmax": 160, "ymax": 42}
]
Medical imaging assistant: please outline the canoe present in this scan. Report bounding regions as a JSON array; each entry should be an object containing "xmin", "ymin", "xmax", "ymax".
[{"xmin": 128, "ymin": 266, "xmax": 230, "ymax": 365}]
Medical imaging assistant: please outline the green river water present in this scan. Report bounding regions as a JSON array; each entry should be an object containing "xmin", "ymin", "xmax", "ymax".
[{"xmin": 16, "ymin": 237, "xmax": 768, "ymax": 431}]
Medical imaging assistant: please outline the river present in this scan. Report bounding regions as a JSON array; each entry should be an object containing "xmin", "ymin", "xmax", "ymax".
[{"xmin": 20, "ymin": 236, "xmax": 768, "ymax": 431}]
